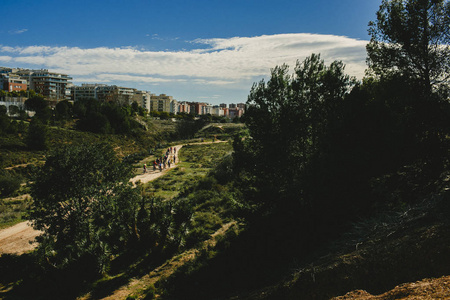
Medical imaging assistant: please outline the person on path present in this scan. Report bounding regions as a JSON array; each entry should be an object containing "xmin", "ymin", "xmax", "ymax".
[{"xmin": 143, "ymin": 163, "xmax": 147, "ymax": 173}]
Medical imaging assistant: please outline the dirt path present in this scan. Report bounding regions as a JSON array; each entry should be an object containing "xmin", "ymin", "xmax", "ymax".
[
  {"xmin": 130, "ymin": 144, "xmax": 184, "ymax": 185},
  {"xmin": 0, "ymin": 221, "xmax": 41, "ymax": 255}
]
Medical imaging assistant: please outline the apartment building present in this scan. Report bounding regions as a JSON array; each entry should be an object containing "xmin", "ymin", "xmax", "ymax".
[
  {"xmin": 0, "ymin": 74, "xmax": 27, "ymax": 92},
  {"xmin": 212, "ymin": 106, "xmax": 225, "ymax": 117},
  {"xmin": 15, "ymin": 69, "xmax": 72, "ymax": 101},
  {"xmin": 135, "ymin": 90, "xmax": 151, "ymax": 112},
  {"xmin": 72, "ymin": 84, "xmax": 141, "ymax": 106},
  {"xmin": 237, "ymin": 103, "xmax": 245, "ymax": 110},
  {"xmin": 150, "ymin": 94, "xmax": 178, "ymax": 114},
  {"xmin": 178, "ymin": 101, "xmax": 191, "ymax": 114},
  {"xmin": 229, "ymin": 107, "xmax": 244, "ymax": 119}
]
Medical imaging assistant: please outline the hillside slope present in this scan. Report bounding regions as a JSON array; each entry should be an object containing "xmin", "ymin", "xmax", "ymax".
[{"xmin": 233, "ymin": 193, "xmax": 450, "ymax": 300}]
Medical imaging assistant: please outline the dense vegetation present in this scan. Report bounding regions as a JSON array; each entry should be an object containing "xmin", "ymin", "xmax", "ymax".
[
  {"xmin": 0, "ymin": 141, "xmax": 238, "ymax": 299},
  {"xmin": 156, "ymin": 0, "xmax": 450, "ymax": 298},
  {"xmin": 1, "ymin": 0, "xmax": 449, "ymax": 299}
]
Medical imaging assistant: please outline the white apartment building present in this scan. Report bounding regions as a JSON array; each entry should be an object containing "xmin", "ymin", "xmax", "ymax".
[
  {"xmin": 14, "ymin": 69, "xmax": 72, "ymax": 101},
  {"xmin": 135, "ymin": 90, "xmax": 151, "ymax": 112},
  {"xmin": 150, "ymin": 94, "xmax": 178, "ymax": 114}
]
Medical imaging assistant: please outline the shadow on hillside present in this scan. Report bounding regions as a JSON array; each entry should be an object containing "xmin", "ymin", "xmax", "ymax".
[
  {"xmin": 158, "ymin": 195, "xmax": 450, "ymax": 300},
  {"xmin": 0, "ymin": 248, "xmax": 176, "ymax": 300},
  {"xmin": 0, "ymin": 252, "xmax": 101, "ymax": 300},
  {"xmin": 159, "ymin": 214, "xmax": 321, "ymax": 300}
]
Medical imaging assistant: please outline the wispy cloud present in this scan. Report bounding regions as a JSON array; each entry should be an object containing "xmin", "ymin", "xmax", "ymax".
[
  {"xmin": 8, "ymin": 29, "xmax": 28, "ymax": 35},
  {"xmin": 0, "ymin": 33, "xmax": 369, "ymax": 101},
  {"xmin": 0, "ymin": 56, "xmax": 13, "ymax": 62},
  {"xmin": 146, "ymin": 34, "xmax": 180, "ymax": 41}
]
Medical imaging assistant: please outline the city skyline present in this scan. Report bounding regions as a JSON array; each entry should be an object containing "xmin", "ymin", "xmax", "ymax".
[{"xmin": 1, "ymin": 0, "xmax": 381, "ymax": 105}]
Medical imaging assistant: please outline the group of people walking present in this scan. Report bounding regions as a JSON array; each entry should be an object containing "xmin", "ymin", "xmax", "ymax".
[{"xmin": 143, "ymin": 146, "xmax": 177, "ymax": 173}]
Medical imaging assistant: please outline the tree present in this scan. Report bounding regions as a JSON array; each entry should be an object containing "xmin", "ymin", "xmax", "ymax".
[
  {"xmin": 8, "ymin": 105, "xmax": 20, "ymax": 116},
  {"xmin": 0, "ymin": 172, "xmax": 22, "ymax": 197},
  {"xmin": 367, "ymin": 0, "xmax": 450, "ymax": 95},
  {"xmin": 367, "ymin": 0, "xmax": 450, "ymax": 162},
  {"xmin": 237, "ymin": 54, "xmax": 354, "ymax": 213},
  {"xmin": 30, "ymin": 143, "xmax": 137, "ymax": 272},
  {"xmin": 24, "ymin": 118, "xmax": 48, "ymax": 150},
  {"xmin": 25, "ymin": 95, "xmax": 48, "ymax": 113},
  {"xmin": 55, "ymin": 100, "xmax": 73, "ymax": 120}
]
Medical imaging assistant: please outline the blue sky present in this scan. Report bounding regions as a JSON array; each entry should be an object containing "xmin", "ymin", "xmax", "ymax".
[{"xmin": 1, "ymin": 0, "xmax": 381, "ymax": 105}]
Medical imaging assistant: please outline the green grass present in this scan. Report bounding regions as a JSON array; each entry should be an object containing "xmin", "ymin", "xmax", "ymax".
[
  {"xmin": 0, "ymin": 195, "xmax": 32, "ymax": 229},
  {"xmin": 143, "ymin": 142, "xmax": 233, "ymax": 201}
]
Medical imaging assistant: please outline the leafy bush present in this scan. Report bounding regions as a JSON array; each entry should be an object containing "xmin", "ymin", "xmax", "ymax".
[
  {"xmin": 30, "ymin": 142, "xmax": 137, "ymax": 272},
  {"xmin": 0, "ymin": 173, "xmax": 22, "ymax": 197},
  {"xmin": 24, "ymin": 118, "xmax": 48, "ymax": 150}
]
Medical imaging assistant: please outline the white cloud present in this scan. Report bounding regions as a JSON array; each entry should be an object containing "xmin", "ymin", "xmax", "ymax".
[
  {"xmin": 8, "ymin": 29, "xmax": 28, "ymax": 35},
  {"xmin": 0, "ymin": 33, "xmax": 369, "ymax": 101},
  {"xmin": 0, "ymin": 56, "xmax": 12, "ymax": 62}
]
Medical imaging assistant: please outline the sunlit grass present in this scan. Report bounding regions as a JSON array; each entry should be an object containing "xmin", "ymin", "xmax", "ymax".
[{"xmin": 143, "ymin": 142, "xmax": 233, "ymax": 201}]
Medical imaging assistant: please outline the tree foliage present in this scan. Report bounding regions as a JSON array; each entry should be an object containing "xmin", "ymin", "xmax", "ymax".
[
  {"xmin": 24, "ymin": 118, "xmax": 49, "ymax": 150},
  {"xmin": 236, "ymin": 54, "xmax": 355, "ymax": 213},
  {"xmin": 30, "ymin": 143, "xmax": 136, "ymax": 271},
  {"xmin": 235, "ymin": 51, "xmax": 450, "ymax": 231},
  {"xmin": 29, "ymin": 142, "xmax": 193, "ymax": 273},
  {"xmin": 74, "ymin": 99, "xmax": 142, "ymax": 134},
  {"xmin": 367, "ymin": 0, "xmax": 450, "ymax": 94}
]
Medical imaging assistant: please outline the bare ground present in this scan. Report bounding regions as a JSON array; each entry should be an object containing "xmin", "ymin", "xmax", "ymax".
[
  {"xmin": 332, "ymin": 276, "xmax": 450, "ymax": 299},
  {"xmin": 0, "ymin": 221, "xmax": 41, "ymax": 255}
]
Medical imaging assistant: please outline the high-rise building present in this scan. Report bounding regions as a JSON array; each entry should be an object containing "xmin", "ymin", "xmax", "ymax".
[
  {"xmin": 178, "ymin": 101, "xmax": 191, "ymax": 114},
  {"xmin": 72, "ymin": 84, "xmax": 139, "ymax": 105},
  {"xmin": 150, "ymin": 94, "xmax": 178, "ymax": 113},
  {"xmin": 15, "ymin": 69, "xmax": 72, "ymax": 101},
  {"xmin": 135, "ymin": 90, "xmax": 151, "ymax": 112}
]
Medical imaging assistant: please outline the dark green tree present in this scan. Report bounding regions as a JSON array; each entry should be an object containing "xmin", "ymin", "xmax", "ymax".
[
  {"xmin": 368, "ymin": 0, "xmax": 450, "ymax": 163},
  {"xmin": 55, "ymin": 100, "xmax": 73, "ymax": 120},
  {"xmin": 0, "ymin": 106, "xmax": 10, "ymax": 135},
  {"xmin": 367, "ymin": 0, "xmax": 450, "ymax": 95},
  {"xmin": 30, "ymin": 143, "xmax": 137, "ymax": 272},
  {"xmin": 239, "ymin": 54, "xmax": 354, "ymax": 212},
  {"xmin": 25, "ymin": 95, "xmax": 48, "ymax": 113},
  {"xmin": 8, "ymin": 105, "xmax": 20, "ymax": 116},
  {"xmin": 24, "ymin": 118, "xmax": 48, "ymax": 150}
]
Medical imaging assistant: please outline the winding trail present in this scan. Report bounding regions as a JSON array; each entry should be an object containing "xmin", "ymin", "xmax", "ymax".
[
  {"xmin": 130, "ymin": 144, "xmax": 184, "ymax": 185},
  {"xmin": 0, "ymin": 145, "xmax": 184, "ymax": 256},
  {"xmin": 0, "ymin": 140, "xmax": 225, "ymax": 255}
]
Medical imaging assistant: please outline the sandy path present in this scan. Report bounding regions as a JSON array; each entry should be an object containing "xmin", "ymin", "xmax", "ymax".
[
  {"xmin": 130, "ymin": 144, "xmax": 184, "ymax": 185},
  {"xmin": 0, "ymin": 221, "xmax": 41, "ymax": 255}
]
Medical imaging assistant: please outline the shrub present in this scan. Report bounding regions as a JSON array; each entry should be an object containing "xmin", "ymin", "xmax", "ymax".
[
  {"xmin": 25, "ymin": 118, "xmax": 48, "ymax": 150},
  {"xmin": 0, "ymin": 173, "xmax": 22, "ymax": 197}
]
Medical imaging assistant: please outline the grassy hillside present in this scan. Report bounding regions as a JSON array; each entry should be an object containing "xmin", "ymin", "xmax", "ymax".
[
  {"xmin": 0, "ymin": 140, "xmax": 237, "ymax": 300},
  {"xmin": 0, "ymin": 118, "xmax": 176, "ymax": 229}
]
